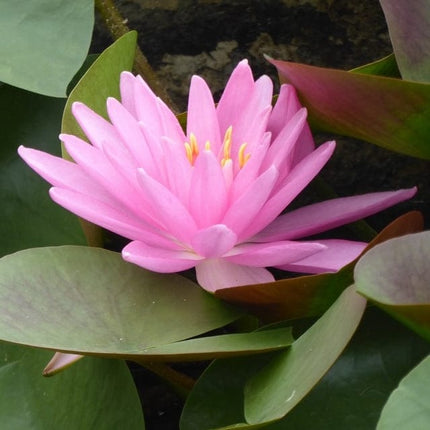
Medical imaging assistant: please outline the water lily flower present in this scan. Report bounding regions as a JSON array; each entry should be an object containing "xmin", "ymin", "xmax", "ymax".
[{"xmin": 18, "ymin": 60, "xmax": 416, "ymax": 292}]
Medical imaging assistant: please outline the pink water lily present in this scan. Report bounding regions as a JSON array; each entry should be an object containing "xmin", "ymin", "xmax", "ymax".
[{"xmin": 18, "ymin": 60, "xmax": 415, "ymax": 292}]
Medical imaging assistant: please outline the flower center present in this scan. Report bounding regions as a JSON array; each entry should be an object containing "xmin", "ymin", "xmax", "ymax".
[{"xmin": 184, "ymin": 126, "xmax": 250, "ymax": 168}]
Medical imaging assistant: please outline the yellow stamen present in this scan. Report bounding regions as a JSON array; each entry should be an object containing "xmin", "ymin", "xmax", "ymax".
[
  {"xmin": 184, "ymin": 133, "xmax": 200, "ymax": 165},
  {"xmin": 221, "ymin": 126, "xmax": 233, "ymax": 166},
  {"xmin": 238, "ymin": 143, "xmax": 251, "ymax": 168},
  {"xmin": 205, "ymin": 141, "xmax": 211, "ymax": 151}
]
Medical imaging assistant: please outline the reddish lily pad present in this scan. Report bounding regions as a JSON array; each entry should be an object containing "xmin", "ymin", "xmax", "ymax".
[
  {"xmin": 216, "ymin": 212, "xmax": 424, "ymax": 322},
  {"xmin": 270, "ymin": 58, "xmax": 430, "ymax": 159},
  {"xmin": 380, "ymin": 0, "xmax": 430, "ymax": 82},
  {"xmin": 355, "ymin": 231, "xmax": 430, "ymax": 341}
]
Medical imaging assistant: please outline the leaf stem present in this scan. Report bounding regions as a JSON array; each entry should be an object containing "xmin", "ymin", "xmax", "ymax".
[
  {"xmin": 134, "ymin": 360, "xmax": 195, "ymax": 399},
  {"xmin": 94, "ymin": 0, "xmax": 179, "ymax": 113}
]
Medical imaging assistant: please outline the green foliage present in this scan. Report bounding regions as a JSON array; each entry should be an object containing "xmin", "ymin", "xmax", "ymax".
[
  {"xmin": 0, "ymin": 341, "xmax": 145, "ymax": 430},
  {"xmin": 0, "ymin": 0, "xmax": 94, "ymax": 97}
]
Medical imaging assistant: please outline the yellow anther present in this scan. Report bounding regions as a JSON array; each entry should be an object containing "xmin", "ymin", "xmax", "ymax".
[
  {"xmin": 238, "ymin": 143, "xmax": 251, "ymax": 168},
  {"xmin": 205, "ymin": 141, "xmax": 211, "ymax": 151},
  {"xmin": 223, "ymin": 126, "xmax": 233, "ymax": 159},
  {"xmin": 184, "ymin": 132, "xmax": 200, "ymax": 165}
]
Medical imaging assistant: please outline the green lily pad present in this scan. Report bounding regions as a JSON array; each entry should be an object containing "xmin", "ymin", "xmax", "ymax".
[
  {"xmin": 244, "ymin": 285, "xmax": 367, "ymax": 424},
  {"xmin": 134, "ymin": 327, "xmax": 293, "ymax": 362},
  {"xmin": 0, "ymin": 341, "xmax": 144, "ymax": 429},
  {"xmin": 217, "ymin": 212, "xmax": 423, "ymax": 322},
  {"xmin": 355, "ymin": 231, "xmax": 430, "ymax": 340},
  {"xmin": 0, "ymin": 0, "xmax": 93, "ymax": 97},
  {"xmin": 0, "ymin": 85, "xmax": 86, "ymax": 257},
  {"xmin": 271, "ymin": 58, "xmax": 430, "ymax": 159},
  {"xmin": 377, "ymin": 355, "xmax": 430, "ymax": 429},
  {"xmin": 380, "ymin": 0, "xmax": 430, "ymax": 82},
  {"xmin": 0, "ymin": 246, "xmax": 241, "ymax": 357}
]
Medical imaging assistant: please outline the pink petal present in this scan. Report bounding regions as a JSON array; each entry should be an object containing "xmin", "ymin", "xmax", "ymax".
[
  {"xmin": 195, "ymin": 258, "xmax": 275, "ymax": 292},
  {"xmin": 267, "ymin": 84, "xmax": 315, "ymax": 163},
  {"xmin": 49, "ymin": 187, "xmax": 173, "ymax": 247},
  {"xmin": 217, "ymin": 60, "xmax": 255, "ymax": 133},
  {"xmin": 71, "ymin": 102, "xmax": 123, "ymax": 150},
  {"xmin": 277, "ymin": 239, "xmax": 367, "ymax": 273},
  {"xmin": 189, "ymin": 149, "xmax": 227, "ymax": 227},
  {"xmin": 240, "ymin": 141, "xmax": 336, "ymax": 240},
  {"xmin": 18, "ymin": 146, "xmax": 107, "ymax": 198},
  {"xmin": 191, "ymin": 224, "xmax": 237, "ymax": 258},
  {"xmin": 120, "ymin": 71, "xmax": 138, "ymax": 117},
  {"xmin": 187, "ymin": 75, "xmax": 221, "ymax": 151},
  {"xmin": 225, "ymin": 241, "xmax": 326, "ymax": 266},
  {"xmin": 156, "ymin": 98, "xmax": 187, "ymax": 144},
  {"xmin": 107, "ymin": 97, "xmax": 155, "ymax": 169},
  {"xmin": 123, "ymin": 241, "xmax": 202, "ymax": 273},
  {"xmin": 254, "ymin": 187, "xmax": 417, "ymax": 242},
  {"xmin": 260, "ymin": 108, "xmax": 308, "ymax": 175},
  {"xmin": 267, "ymin": 84, "xmax": 302, "ymax": 139},
  {"xmin": 223, "ymin": 166, "xmax": 279, "ymax": 237},
  {"xmin": 137, "ymin": 168, "xmax": 198, "ymax": 244},
  {"xmin": 133, "ymin": 75, "xmax": 163, "ymax": 137}
]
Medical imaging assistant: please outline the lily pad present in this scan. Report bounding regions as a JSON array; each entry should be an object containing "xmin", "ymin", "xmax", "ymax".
[
  {"xmin": 0, "ymin": 341, "xmax": 144, "ymax": 429},
  {"xmin": 380, "ymin": 0, "xmax": 430, "ymax": 82},
  {"xmin": 355, "ymin": 231, "xmax": 430, "ymax": 340},
  {"xmin": 0, "ymin": 0, "xmax": 93, "ymax": 97},
  {"xmin": 377, "ymin": 355, "xmax": 430, "ymax": 430},
  {"xmin": 244, "ymin": 285, "xmax": 367, "ymax": 424},
  {"xmin": 0, "ymin": 85, "xmax": 86, "ymax": 257},
  {"xmin": 0, "ymin": 246, "xmax": 241, "ymax": 357}
]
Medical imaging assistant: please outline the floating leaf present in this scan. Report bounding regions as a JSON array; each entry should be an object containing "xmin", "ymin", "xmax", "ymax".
[
  {"xmin": 259, "ymin": 308, "xmax": 430, "ymax": 429},
  {"xmin": 0, "ymin": 85, "xmax": 86, "ymax": 257},
  {"xmin": 134, "ymin": 327, "xmax": 293, "ymax": 362},
  {"xmin": 271, "ymin": 58, "xmax": 430, "ymax": 159},
  {"xmin": 0, "ymin": 341, "xmax": 144, "ymax": 429},
  {"xmin": 355, "ymin": 231, "xmax": 430, "ymax": 340},
  {"xmin": 244, "ymin": 285, "xmax": 367, "ymax": 424},
  {"xmin": 380, "ymin": 0, "xmax": 430, "ymax": 82},
  {"xmin": 0, "ymin": 246, "xmax": 241, "ymax": 357},
  {"xmin": 377, "ymin": 355, "xmax": 430, "ymax": 430},
  {"xmin": 216, "ymin": 212, "xmax": 423, "ymax": 322},
  {"xmin": 0, "ymin": 0, "xmax": 93, "ymax": 97}
]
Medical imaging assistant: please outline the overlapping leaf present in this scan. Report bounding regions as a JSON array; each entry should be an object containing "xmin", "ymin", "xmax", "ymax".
[
  {"xmin": 380, "ymin": 0, "xmax": 430, "ymax": 82},
  {"xmin": 217, "ymin": 212, "xmax": 423, "ymax": 322},
  {"xmin": 0, "ymin": 341, "xmax": 145, "ymax": 429},
  {"xmin": 270, "ymin": 58, "xmax": 430, "ymax": 159},
  {"xmin": 355, "ymin": 231, "xmax": 430, "ymax": 340},
  {"xmin": 377, "ymin": 355, "xmax": 430, "ymax": 429},
  {"xmin": 0, "ymin": 0, "xmax": 93, "ymax": 97},
  {"xmin": 0, "ymin": 246, "xmax": 241, "ymax": 358}
]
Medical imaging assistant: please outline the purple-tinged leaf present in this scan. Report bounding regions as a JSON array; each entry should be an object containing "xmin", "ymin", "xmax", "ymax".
[
  {"xmin": 355, "ymin": 231, "xmax": 430, "ymax": 340},
  {"xmin": 271, "ymin": 58, "xmax": 430, "ymax": 159},
  {"xmin": 380, "ymin": 0, "xmax": 430, "ymax": 82}
]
